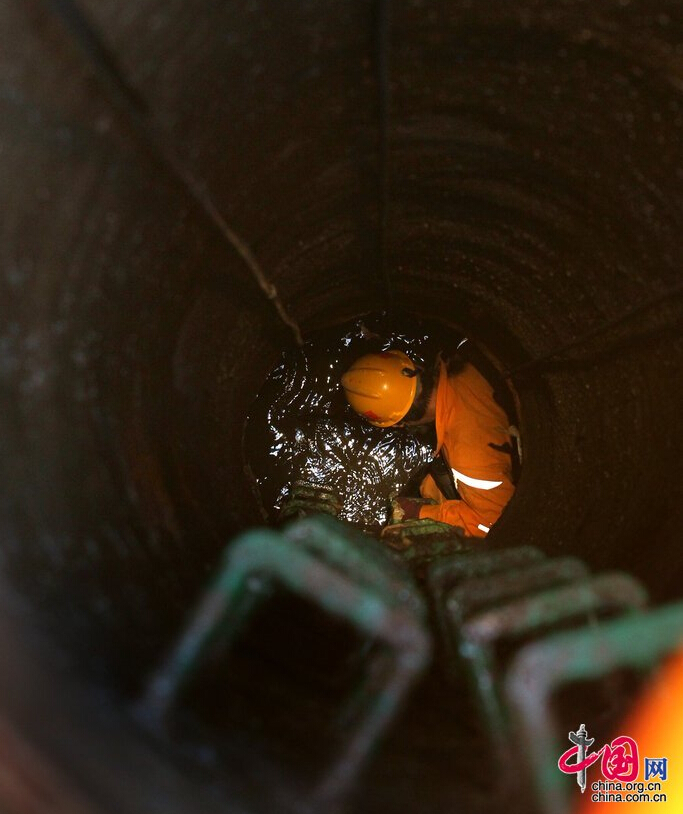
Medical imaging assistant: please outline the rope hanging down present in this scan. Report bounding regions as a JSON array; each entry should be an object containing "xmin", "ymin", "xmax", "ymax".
[
  {"xmin": 375, "ymin": 0, "xmax": 393, "ymax": 311},
  {"xmin": 46, "ymin": 0, "xmax": 304, "ymax": 347}
]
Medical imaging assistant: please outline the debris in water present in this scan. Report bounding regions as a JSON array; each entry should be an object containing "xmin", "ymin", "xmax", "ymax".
[{"xmin": 244, "ymin": 314, "xmax": 456, "ymax": 529}]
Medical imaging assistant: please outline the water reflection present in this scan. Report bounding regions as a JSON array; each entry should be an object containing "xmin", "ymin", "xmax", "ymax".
[{"xmin": 244, "ymin": 314, "xmax": 454, "ymax": 528}]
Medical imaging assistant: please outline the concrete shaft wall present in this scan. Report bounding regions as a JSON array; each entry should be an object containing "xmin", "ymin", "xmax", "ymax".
[{"xmin": 1, "ymin": 0, "xmax": 683, "ymax": 684}]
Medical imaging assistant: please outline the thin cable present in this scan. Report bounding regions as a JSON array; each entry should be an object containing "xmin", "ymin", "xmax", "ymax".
[
  {"xmin": 375, "ymin": 0, "xmax": 393, "ymax": 311},
  {"xmin": 45, "ymin": 0, "xmax": 304, "ymax": 347},
  {"xmin": 503, "ymin": 278, "xmax": 683, "ymax": 380}
]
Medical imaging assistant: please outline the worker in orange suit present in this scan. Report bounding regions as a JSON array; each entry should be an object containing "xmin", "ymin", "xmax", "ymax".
[{"xmin": 341, "ymin": 343, "xmax": 516, "ymax": 537}]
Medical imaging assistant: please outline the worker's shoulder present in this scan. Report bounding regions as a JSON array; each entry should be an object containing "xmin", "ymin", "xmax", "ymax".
[
  {"xmin": 443, "ymin": 362, "xmax": 508, "ymax": 423},
  {"xmin": 445, "ymin": 360, "xmax": 492, "ymax": 394}
]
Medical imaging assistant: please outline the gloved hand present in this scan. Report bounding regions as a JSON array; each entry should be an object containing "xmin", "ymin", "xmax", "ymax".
[{"xmin": 391, "ymin": 497, "xmax": 422, "ymax": 523}]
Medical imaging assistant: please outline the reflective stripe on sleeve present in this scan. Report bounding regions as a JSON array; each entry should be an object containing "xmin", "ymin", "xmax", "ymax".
[
  {"xmin": 477, "ymin": 523, "xmax": 490, "ymax": 534},
  {"xmin": 451, "ymin": 468, "xmax": 503, "ymax": 491}
]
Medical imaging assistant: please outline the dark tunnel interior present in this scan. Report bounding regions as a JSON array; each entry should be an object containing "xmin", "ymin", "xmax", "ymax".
[{"xmin": 2, "ymin": 1, "xmax": 683, "ymax": 812}]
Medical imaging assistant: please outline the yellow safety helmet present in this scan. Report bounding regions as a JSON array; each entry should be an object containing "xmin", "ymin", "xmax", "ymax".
[{"xmin": 341, "ymin": 350, "xmax": 418, "ymax": 427}]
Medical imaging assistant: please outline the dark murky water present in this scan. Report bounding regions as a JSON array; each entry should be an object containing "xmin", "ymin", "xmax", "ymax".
[{"xmin": 244, "ymin": 314, "xmax": 461, "ymax": 529}]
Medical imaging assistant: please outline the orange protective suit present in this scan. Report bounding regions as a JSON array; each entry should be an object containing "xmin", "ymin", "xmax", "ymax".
[{"xmin": 417, "ymin": 359, "xmax": 516, "ymax": 537}]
